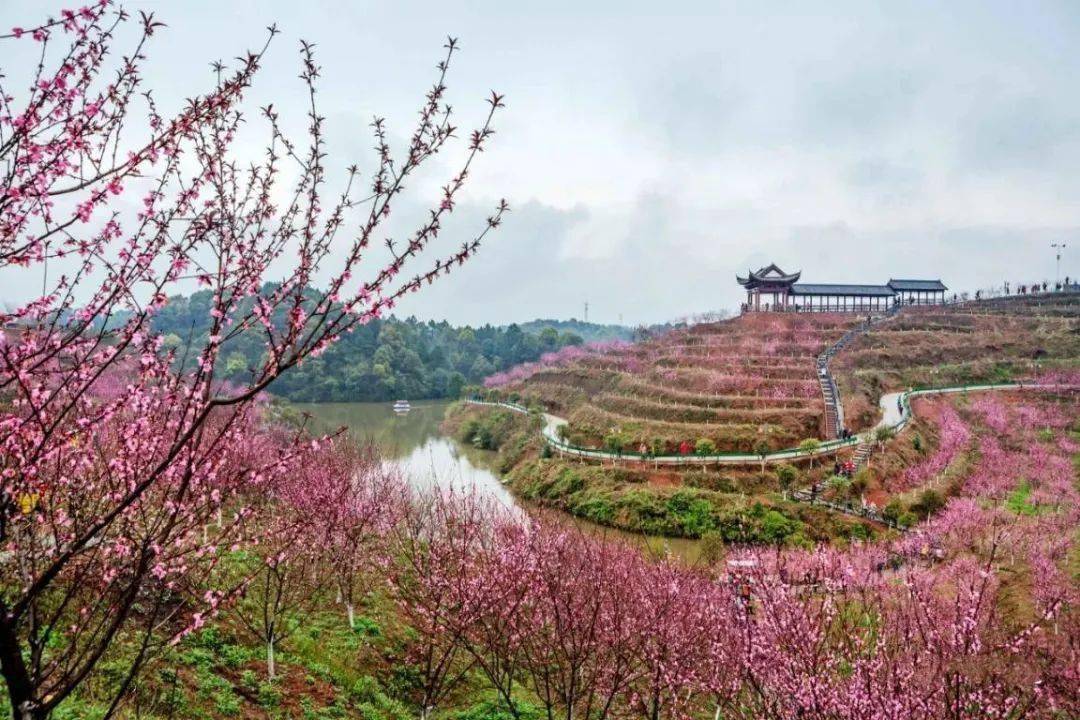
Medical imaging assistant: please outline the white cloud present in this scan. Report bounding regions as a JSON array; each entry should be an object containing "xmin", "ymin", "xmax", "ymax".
[{"xmin": 3, "ymin": 0, "xmax": 1079, "ymax": 324}]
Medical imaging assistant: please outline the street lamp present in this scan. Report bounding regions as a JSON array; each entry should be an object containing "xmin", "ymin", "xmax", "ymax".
[{"xmin": 1051, "ymin": 242, "xmax": 1067, "ymax": 286}]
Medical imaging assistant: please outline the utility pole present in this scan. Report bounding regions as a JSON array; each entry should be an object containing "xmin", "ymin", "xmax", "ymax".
[
  {"xmin": 1051, "ymin": 243, "xmax": 1066, "ymax": 286},
  {"xmin": 584, "ymin": 301, "xmax": 589, "ymax": 323}
]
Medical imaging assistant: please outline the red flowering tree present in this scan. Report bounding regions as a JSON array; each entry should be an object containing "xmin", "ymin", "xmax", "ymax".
[{"xmin": 0, "ymin": 3, "xmax": 506, "ymax": 717}]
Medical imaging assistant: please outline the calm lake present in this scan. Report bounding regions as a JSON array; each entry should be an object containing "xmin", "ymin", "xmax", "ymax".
[{"xmin": 295, "ymin": 400, "xmax": 702, "ymax": 562}]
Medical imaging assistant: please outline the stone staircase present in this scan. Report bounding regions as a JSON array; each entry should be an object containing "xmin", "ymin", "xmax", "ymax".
[
  {"xmin": 816, "ymin": 365, "xmax": 840, "ymax": 438},
  {"xmin": 851, "ymin": 441, "xmax": 873, "ymax": 468},
  {"xmin": 816, "ymin": 306, "xmax": 900, "ymax": 439}
]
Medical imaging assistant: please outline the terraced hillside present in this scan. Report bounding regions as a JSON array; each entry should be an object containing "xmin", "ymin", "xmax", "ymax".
[
  {"xmin": 832, "ymin": 294, "xmax": 1080, "ymax": 430},
  {"xmin": 488, "ymin": 313, "xmax": 863, "ymax": 453}
]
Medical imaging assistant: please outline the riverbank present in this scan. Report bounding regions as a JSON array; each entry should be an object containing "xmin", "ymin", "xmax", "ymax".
[{"xmin": 442, "ymin": 401, "xmax": 880, "ymax": 545}]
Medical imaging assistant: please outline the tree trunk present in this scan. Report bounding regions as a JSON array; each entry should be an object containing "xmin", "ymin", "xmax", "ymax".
[
  {"xmin": 347, "ymin": 603, "xmax": 355, "ymax": 629},
  {"xmin": 266, "ymin": 636, "xmax": 276, "ymax": 680},
  {"xmin": 0, "ymin": 616, "xmax": 37, "ymax": 720}
]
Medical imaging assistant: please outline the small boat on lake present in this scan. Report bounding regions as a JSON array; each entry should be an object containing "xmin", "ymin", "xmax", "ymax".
[{"xmin": 392, "ymin": 399, "xmax": 411, "ymax": 413}]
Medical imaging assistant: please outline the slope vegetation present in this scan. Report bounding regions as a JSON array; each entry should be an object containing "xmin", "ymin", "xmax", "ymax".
[
  {"xmin": 490, "ymin": 313, "xmax": 862, "ymax": 454},
  {"xmin": 832, "ymin": 294, "xmax": 1080, "ymax": 430}
]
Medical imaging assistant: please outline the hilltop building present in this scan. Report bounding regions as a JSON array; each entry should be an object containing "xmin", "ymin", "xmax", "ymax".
[{"xmin": 737, "ymin": 264, "xmax": 947, "ymax": 313}]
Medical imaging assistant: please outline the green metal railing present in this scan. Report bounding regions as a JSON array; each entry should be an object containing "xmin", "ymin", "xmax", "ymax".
[
  {"xmin": 466, "ymin": 381, "xmax": 1073, "ymax": 466},
  {"xmin": 466, "ymin": 396, "xmax": 861, "ymax": 464}
]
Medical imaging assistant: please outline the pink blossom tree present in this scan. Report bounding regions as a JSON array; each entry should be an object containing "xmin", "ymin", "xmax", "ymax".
[
  {"xmin": 387, "ymin": 490, "xmax": 498, "ymax": 720},
  {"xmin": 285, "ymin": 439, "xmax": 405, "ymax": 629},
  {"xmin": 512, "ymin": 524, "xmax": 647, "ymax": 720},
  {"xmin": 0, "ymin": 3, "xmax": 506, "ymax": 716}
]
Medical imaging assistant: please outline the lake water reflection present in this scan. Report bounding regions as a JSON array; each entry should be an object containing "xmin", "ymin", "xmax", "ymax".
[
  {"xmin": 293, "ymin": 400, "xmax": 518, "ymax": 507},
  {"xmin": 294, "ymin": 400, "xmax": 701, "ymax": 562}
]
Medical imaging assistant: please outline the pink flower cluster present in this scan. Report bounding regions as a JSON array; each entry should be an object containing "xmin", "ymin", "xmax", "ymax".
[
  {"xmin": 0, "ymin": 4, "xmax": 505, "ymax": 714},
  {"xmin": 483, "ymin": 340, "xmax": 630, "ymax": 387},
  {"xmin": 898, "ymin": 402, "xmax": 972, "ymax": 491},
  {"xmin": 385, "ymin": 482, "xmax": 1077, "ymax": 720}
]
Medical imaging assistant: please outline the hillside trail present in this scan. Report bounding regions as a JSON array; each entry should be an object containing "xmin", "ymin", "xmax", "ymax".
[
  {"xmin": 469, "ymin": 382, "xmax": 1075, "ymax": 468},
  {"xmin": 467, "ymin": 308, "xmax": 1077, "ymax": 469}
]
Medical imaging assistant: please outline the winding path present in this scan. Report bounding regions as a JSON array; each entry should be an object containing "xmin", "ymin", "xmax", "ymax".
[{"xmin": 466, "ymin": 382, "xmax": 1077, "ymax": 467}]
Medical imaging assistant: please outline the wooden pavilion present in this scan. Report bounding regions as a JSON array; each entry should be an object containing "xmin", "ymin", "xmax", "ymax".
[{"xmin": 737, "ymin": 264, "xmax": 947, "ymax": 313}]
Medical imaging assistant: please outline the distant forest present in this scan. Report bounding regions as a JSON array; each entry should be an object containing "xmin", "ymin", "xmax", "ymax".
[
  {"xmin": 517, "ymin": 318, "xmax": 634, "ymax": 343},
  {"xmin": 150, "ymin": 289, "xmax": 608, "ymax": 402}
]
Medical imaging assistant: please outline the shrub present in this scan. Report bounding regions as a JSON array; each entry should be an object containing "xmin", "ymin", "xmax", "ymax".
[
  {"xmin": 257, "ymin": 682, "xmax": 282, "ymax": 708},
  {"xmin": 849, "ymin": 523, "xmax": 872, "ymax": 541},
  {"xmin": 213, "ymin": 688, "xmax": 242, "ymax": 716},
  {"xmin": 883, "ymin": 499, "xmax": 903, "ymax": 524},
  {"xmin": 699, "ymin": 531, "xmax": 726, "ymax": 566},
  {"xmin": 911, "ymin": 489, "xmax": 945, "ymax": 519},
  {"xmin": 603, "ymin": 433, "xmax": 626, "ymax": 454},
  {"xmin": 912, "ymin": 433, "xmax": 923, "ymax": 452},
  {"xmin": 458, "ymin": 418, "xmax": 481, "ymax": 445},
  {"xmin": 850, "ymin": 471, "xmax": 869, "ymax": 498},
  {"xmin": 799, "ymin": 438, "xmax": 821, "ymax": 467},
  {"xmin": 776, "ymin": 464, "xmax": 798, "ymax": 492},
  {"xmin": 827, "ymin": 475, "xmax": 851, "ymax": 493},
  {"xmin": 759, "ymin": 510, "xmax": 797, "ymax": 545},
  {"xmin": 451, "ymin": 699, "xmax": 544, "ymax": 720},
  {"xmin": 218, "ymin": 643, "xmax": 249, "ymax": 669},
  {"xmin": 666, "ymin": 490, "xmax": 716, "ymax": 536},
  {"xmin": 353, "ymin": 616, "xmax": 381, "ymax": 638},
  {"xmin": 683, "ymin": 471, "xmax": 734, "ymax": 492},
  {"xmin": 550, "ymin": 467, "xmax": 585, "ymax": 496},
  {"xmin": 695, "ymin": 438, "xmax": 717, "ymax": 456},
  {"xmin": 574, "ymin": 494, "xmax": 616, "ymax": 524}
]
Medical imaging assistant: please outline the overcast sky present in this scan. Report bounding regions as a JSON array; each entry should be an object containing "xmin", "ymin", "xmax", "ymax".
[{"xmin": 4, "ymin": 0, "xmax": 1080, "ymax": 325}]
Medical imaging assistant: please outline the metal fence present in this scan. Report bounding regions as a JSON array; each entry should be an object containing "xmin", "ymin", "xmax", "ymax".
[{"xmin": 466, "ymin": 381, "xmax": 1068, "ymax": 466}]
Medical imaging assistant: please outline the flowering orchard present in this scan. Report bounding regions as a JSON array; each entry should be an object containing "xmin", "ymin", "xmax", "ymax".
[
  {"xmin": 830, "ymin": 298, "xmax": 1080, "ymax": 430},
  {"xmin": 482, "ymin": 314, "xmax": 861, "ymax": 453},
  {"xmin": 382, "ymin": 463, "xmax": 1077, "ymax": 720},
  {"xmin": 0, "ymin": 3, "xmax": 505, "ymax": 717}
]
